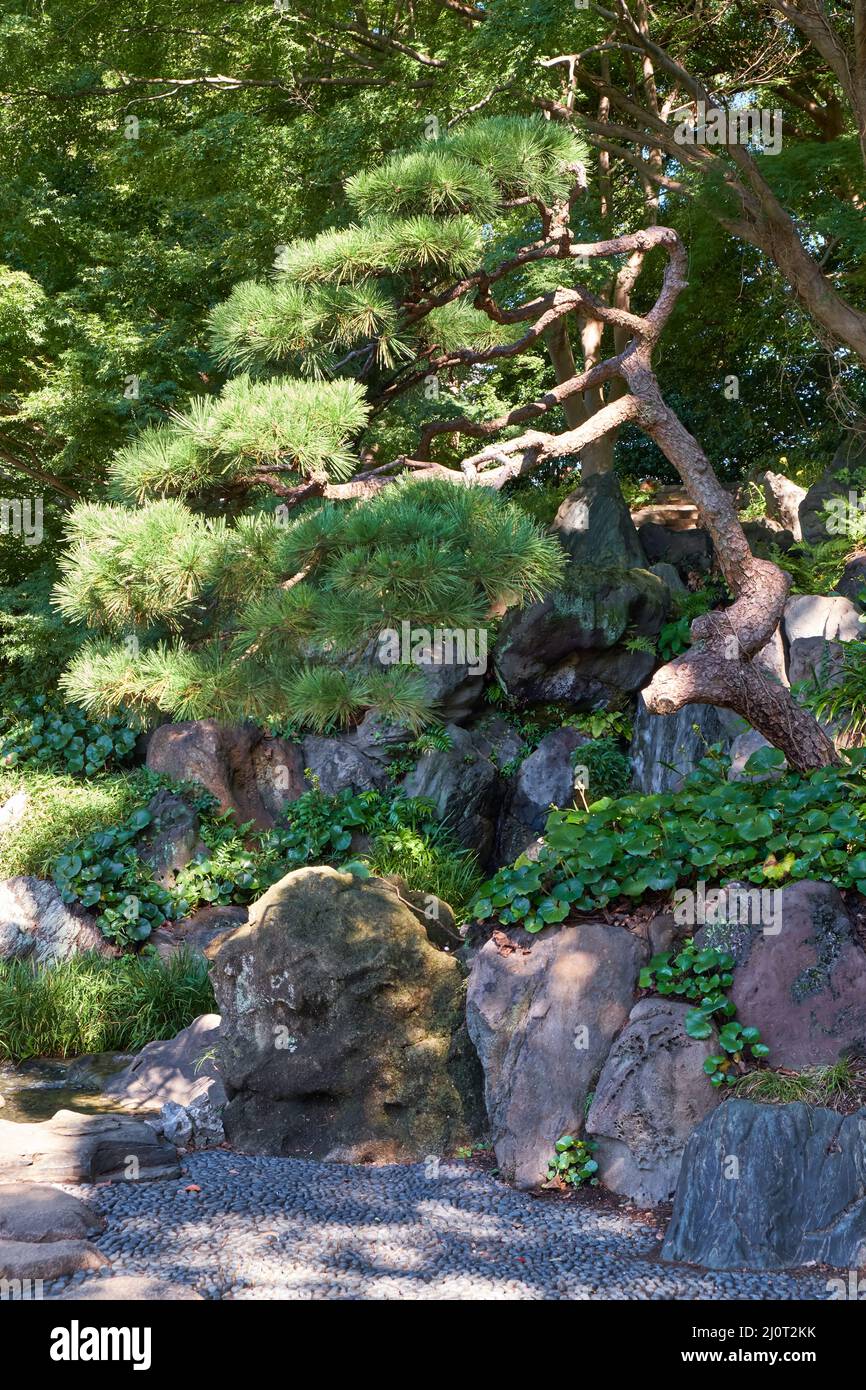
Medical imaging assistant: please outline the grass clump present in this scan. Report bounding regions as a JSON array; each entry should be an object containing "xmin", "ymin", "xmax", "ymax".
[
  {"xmin": 0, "ymin": 949, "xmax": 215, "ymax": 1060},
  {"xmin": 732, "ymin": 1059, "xmax": 866, "ymax": 1110},
  {"xmin": 0, "ymin": 766, "xmax": 160, "ymax": 879}
]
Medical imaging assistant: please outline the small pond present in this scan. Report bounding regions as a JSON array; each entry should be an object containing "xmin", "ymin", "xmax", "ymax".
[{"xmin": 0, "ymin": 1052, "xmax": 133, "ymax": 1124}]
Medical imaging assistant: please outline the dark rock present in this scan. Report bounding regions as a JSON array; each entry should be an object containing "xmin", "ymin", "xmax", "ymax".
[
  {"xmin": 467, "ymin": 715, "xmax": 527, "ymax": 772},
  {"xmin": 207, "ymin": 866, "xmax": 482, "ymax": 1162},
  {"xmin": 661, "ymin": 1100, "xmax": 866, "ymax": 1270},
  {"xmin": 508, "ymin": 727, "xmax": 588, "ymax": 830},
  {"xmin": 799, "ymin": 434, "xmax": 866, "ymax": 545},
  {"xmin": 586, "ymin": 999, "xmax": 722, "ymax": 1204},
  {"xmin": 300, "ymin": 734, "xmax": 387, "ymax": 795},
  {"xmin": 465, "ymin": 922, "xmax": 645, "ymax": 1189},
  {"xmin": 400, "ymin": 724, "xmax": 501, "ymax": 860},
  {"xmin": 835, "ymin": 551, "xmax": 866, "ymax": 610},
  {"xmin": 742, "ymin": 519, "xmax": 794, "ymax": 555},
  {"xmin": 630, "ymin": 696, "xmax": 732, "ymax": 794},
  {"xmin": 139, "ymin": 790, "xmax": 202, "ymax": 889},
  {"xmin": 151, "ymin": 904, "xmax": 248, "ymax": 961},
  {"xmin": 553, "ymin": 471, "xmax": 647, "ymax": 569},
  {"xmin": 636, "ymin": 522, "xmax": 712, "ymax": 575},
  {"xmin": 0, "ymin": 1183, "xmax": 105, "ymax": 1243},
  {"xmin": 787, "ymin": 635, "xmax": 847, "ymax": 689}
]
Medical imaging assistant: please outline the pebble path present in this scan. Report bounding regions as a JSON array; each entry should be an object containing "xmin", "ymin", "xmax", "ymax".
[{"xmin": 47, "ymin": 1151, "xmax": 832, "ymax": 1300}]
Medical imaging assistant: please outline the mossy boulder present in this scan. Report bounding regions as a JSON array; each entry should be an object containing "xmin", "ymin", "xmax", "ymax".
[{"xmin": 207, "ymin": 866, "xmax": 484, "ymax": 1161}]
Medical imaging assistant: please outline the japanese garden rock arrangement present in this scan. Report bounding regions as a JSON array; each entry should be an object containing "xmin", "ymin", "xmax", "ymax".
[{"xmin": 207, "ymin": 865, "xmax": 484, "ymax": 1161}]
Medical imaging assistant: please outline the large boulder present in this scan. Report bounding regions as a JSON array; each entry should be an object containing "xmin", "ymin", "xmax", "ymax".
[
  {"xmin": 630, "ymin": 696, "xmax": 732, "ymax": 794},
  {"xmin": 207, "ymin": 866, "xmax": 483, "ymax": 1162},
  {"xmin": 697, "ymin": 880, "xmax": 866, "ymax": 1067},
  {"xmin": 0, "ymin": 1110, "xmax": 180, "ymax": 1183},
  {"xmin": 662, "ymin": 1100, "xmax": 866, "ymax": 1270},
  {"xmin": 508, "ymin": 727, "xmax": 588, "ymax": 830},
  {"xmin": 400, "ymin": 724, "xmax": 501, "ymax": 860},
  {"xmin": 836, "ymin": 551, "xmax": 866, "ymax": 609},
  {"xmin": 0, "ymin": 1183, "xmax": 105, "ymax": 1243},
  {"xmin": 761, "ymin": 471, "xmax": 806, "ymax": 540},
  {"xmin": 300, "ymin": 734, "xmax": 387, "ymax": 796},
  {"xmin": 102, "ymin": 1014, "xmax": 224, "ymax": 1114},
  {"xmin": 0, "ymin": 877, "xmax": 110, "ymax": 964},
  {"xmin": 511, "ymin": 645, "xmax": 656, "ymax": 708},
  {"xmin": 585, "ymin": 999, "xmax": 722, "ymax": 1204},
  {"xmin": 465, "ymin": 923, "xmax": 645, "ymax": 1189},
  {"xmin": 787, "ymin": 635, "xmax": 847, "ymax": 689},
  {"xmin": 553, "ymin": 471, "xmax": 647, "ymax": 569},
  {"xmin": 799, "ymin": 434, "xmax": 866, "ymax": 545},
  {"xmin": 146, "ymin": 720, "xmax": 274, "ymax": 829},
  {"xmin": 783, "ymin": 593, "xmax": 862, "ymax": 645}
]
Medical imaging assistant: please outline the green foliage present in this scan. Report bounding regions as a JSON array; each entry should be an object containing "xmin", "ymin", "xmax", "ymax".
[
  {"xmin": 546, "ymin": 1134, "xmax": 599, "ymax": 1187},
  {"xmin": 568, "ymin": 708, "xmax": 633, "ymax": 742},
  {"xmin": 52, "ymin": 805, "xmax": 177, "ymax": 947},
  {"xmin": 640, "ymin": 937, "xmax": 768, "ymax": 1084},
  {"xmin": 574, "ymin": 738, "xmax": 632, "ymax": 800},
  {"xmin": 0, "ymin": 695, "xmax": 137, "ymax": 778},
  {"xmin": 771, "ymin": 539, "xmax": 853, "ymax": 595},
  {"xmin": 803, "ymin": 638, "xmax": 866, "ymax": 743},
  {"xmin": 0, "ymin": 767, "xmax": 159, "ymax": 880},
  {"xmin": 57, "ymin": 479, "xmax": 564, "ymax": 731},
  {"xmin": 472, "ymin": 747, "xmax": 866, "ymax": 933},
  {"xmin": 0, "ymin": 950, "xmax": 215, "ymax": 1061},
  {"xmin": 365, "ymin": 821, "xmax": 483, "ymax": 924}
]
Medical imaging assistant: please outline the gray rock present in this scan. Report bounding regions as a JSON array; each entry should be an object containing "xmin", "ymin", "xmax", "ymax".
[
  {"xmin": 509, "ymin": 727, "xmax": 588, "ymax": 830},
  {"xmin": 301, "ymin": 734, "xmax": 387, "ymax": 795},
  {"xmin": 52, "ymin": 1275, "xmax": 204, "ymax": 1301},
  {"xmin": 630, "ymin": 696, "xmax": 732, "ymax": 794},
  {"xmin": 207, "ymin": 866, "xmax": 482, "ymax": 1162},
  {"xmin": 698, "ymin": 880, "xmax": 866, "ymax": 1069},
  {"xmin": 783, "ymin": 593, "xmax": 862, "ymax": 645},
  {"xmin": 787, "ymin": 635, "xmax": 846, "ymax": 689},
  {"xmin": 727, "ymin": 729, "xmax": 787, "ymax": 782},
  {"xmin": 799, "ymin": 434, "xmax": 866, "ymax": 545},
  {"xmin": 650, "ymin": 562, "xmax": 688, "ymax": 594},
  {"xmin": 513, "ymin": 645, "xmax": 656, "ymax": 708},
  {"xmin": 401, "ymin": 724, "xmax": 501, "ymax": 860},
  {"xmin": 347, "ymin": 712, "xmax": 414, "ymax": 766},
  {"xmin": 0, "ymin": 1109, "xmax": 180, "ymax": 1183},
  {"xmin": 150, "ymin": 904, "xmax": 247, "ymax": 961},
  {"xmin": 761, "ymin": 471, "xmax": 806, "ymax": 540},
  {"xmin": 835, "ymin": 551, "xmax": 866, "ymax": 610},
  {"xmin": 742, "ymin": 519, "xmax": 794, "ymax": 554},
  {"xmin": 553, "ymin": 472, "xmax": 647, "ymax": 569},
  {"xmin": 661, "ymin": 1100, "xmax": 866, "ymax": 1270},
  {"xmin": 0, "ymin": 1238, "xmax": 108, "ymax": 1282},
  {"xmin": 159, "ymin": 1100, "xmax": 194, "ymax": 1147},
  {"xmin": 139, "ymin": 790, "xmax": 201, "ymax": 889},
  {"xmin": 0, "ymin": 1183, "xmax": 105, "ymax": 1243},
  {"xmin": 466, "ymin": 923, "xmax": 645, "ymax": 1189},
  {"xmin": 468, "ymin": 715, "xmax": 527, "ymax": 772},
  {"xmin": 0, "ymin": 877, "xmax": 110, "ymax": 965},
  {"xmin": 102, "ymin": 1014, "xmax": 224, "ymax": 1112},
  {"xmin": 586, "ymin": 999, "xmax": 722, "ymax": 1204}
]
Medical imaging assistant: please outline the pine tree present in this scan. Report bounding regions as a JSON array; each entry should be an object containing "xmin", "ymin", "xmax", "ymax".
[{"xmin": 54, "ymin": 117, "xmax": 584, "ymax": 731}]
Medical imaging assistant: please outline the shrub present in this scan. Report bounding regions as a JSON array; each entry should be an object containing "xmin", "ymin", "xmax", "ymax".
[
  {"xmin": 0, "ymin": 695, "xmax": 137, "ymax": 777},
  {"xmin": 546, "ymin": 1135, "xmax": 599, "ymax": 1187},
  {"xmin": 472, "ymin": 746, "xmax": 866, "ymax": 933},
  {"xmin": 574, "ymin": 737, "xmax": 632, "ymax": 800},
  {"xmin": 0, "ymin": 949, "xmax": 215, "ymax": 1060}
]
